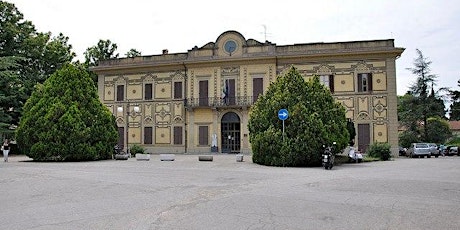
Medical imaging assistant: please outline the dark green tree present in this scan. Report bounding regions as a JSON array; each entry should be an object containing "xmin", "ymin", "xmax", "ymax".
[
  {"xmin": 248, "ymin": 67, "xmax": 349, "ymax": 167},
  {"xmin": 425, "ymin": 116, "xmax": 451, "ymax": 144},
  {"xmin": 15, "ymin": 64, "xmax": 118, "ymax": 161},
  {"xmin": 84, "ymin": 39, "xmax": 119, "ymax": 84},
  {"xmin": 0, "ymin": 56, "xmax": 23, "ymax": 135},
  {"xmin": 125, "ymin": 48, "xmax": 141, "ymax": 58},
  {"xmin": 399, "ymin": 49, "xmax": 446, "ymax": 143},
  {"xmin": 0, "ymin": 1, "xmax": 75, "ymax": 127},
  {"xmin": 449, "ymin": 79, "xmax": 460, "ymax": 120}
]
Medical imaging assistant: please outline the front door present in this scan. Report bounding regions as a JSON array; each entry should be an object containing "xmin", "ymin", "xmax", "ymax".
[
  {"xmin": 221, "ymin": 112, "xmax": 241, "ymax": 153},
  {"xmin": 358, "ymin": 124, "xmax": 370, "ymax": 153}
]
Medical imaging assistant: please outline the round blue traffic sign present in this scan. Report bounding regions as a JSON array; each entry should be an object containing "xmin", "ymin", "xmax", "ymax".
[{"xmin": 278, "ymin": 109, "xmax": 288, "ymax": 120}]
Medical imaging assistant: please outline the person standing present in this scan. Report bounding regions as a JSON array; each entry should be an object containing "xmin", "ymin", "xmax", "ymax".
[{"xmin": 2, "ymin": 139, "xmax": 10, "ymax": 162}]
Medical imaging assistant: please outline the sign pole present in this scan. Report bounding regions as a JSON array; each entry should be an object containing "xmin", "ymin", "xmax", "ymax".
[{"xmin": 278, "ymin": 109, "xmax": 288, "ymax": 142}]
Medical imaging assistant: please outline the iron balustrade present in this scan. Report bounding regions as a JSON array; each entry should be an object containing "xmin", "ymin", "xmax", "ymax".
[{"xmin": 185, "ymin": 96, "xmax": 258, "ymax": 108}]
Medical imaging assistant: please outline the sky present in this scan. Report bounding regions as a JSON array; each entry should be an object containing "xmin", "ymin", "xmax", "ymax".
[{"xmin": 7, "ymin": 0, "xmax": 460, "ymax": 97}]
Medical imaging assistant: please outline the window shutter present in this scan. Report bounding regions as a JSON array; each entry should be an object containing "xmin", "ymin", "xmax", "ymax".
[
  {"xmin": 357, "ymin": 74, "xmax": 363, "ymax": 92},
  {"xmin": 174, "ymin": 82, "xmax": 183, "ymax": 99},
  {"xmin": 199, "ymin": 126, "xmax": 208, "ymax": 145},
  {"xmin": 145, "ymin": 84, "xmax": 152, "ymax": 100},
  {"xmin": 368, "ymin": 73, "xmax": 373, "ymax": 91},
  {"xmin": 144, "ymin": 127, "xmax": 153, "ymax": 144},
  {"xmin": 174, "ymin": 126, "xmax": 183, "ymax": 145},
  {"xmin": 329, "ymin": 75, "xmax": 334, "ymax": 93},
  {"xmin": 117, "ymin": 85, "xmax": 124, "ymax": 101}
]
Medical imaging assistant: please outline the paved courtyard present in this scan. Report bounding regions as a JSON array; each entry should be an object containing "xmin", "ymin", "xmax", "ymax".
[{"xmin": 0, "ymin": 154, "xmax": 459, "ymax": 230}]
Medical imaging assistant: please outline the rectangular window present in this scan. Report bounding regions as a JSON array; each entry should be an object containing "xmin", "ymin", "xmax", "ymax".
[
  {"xmin": 320, "ymin": 75, "xmax": 334, "ymax": 93},
  {"xmin": 174, "ymin": 82, "xmax": 183, "ymax": 99},
  {"xmin": 144, "ymin": 127, "xmax": 153, "ymax": 144},
  {"xmin": 198, "ymin": 126, "xmax": 208, "ymax": 146},
  {"xmin": 174, "ymin": 126, "xmax": 183, "ymax": 145},
  {"xmin": 253, "ymin": 78, "xmax": 263, "ymax": 103},
  {"xmin": 118, "ymin": 127, "xmax": 125, "ymax": 149},
  {"xmin": 358, "ymin": 73, "xmax": 373, "ymax": 92},
  {"xmin": 199, "ymin": 80, "xmax": 208, "ymax": 106},
  {"xmin": 145, "ymin": 83, "xmax": 152, "ymax": 100},
  {"xmin": 117, "ymin": 85, "xmax": 124, "ymax": 101}
]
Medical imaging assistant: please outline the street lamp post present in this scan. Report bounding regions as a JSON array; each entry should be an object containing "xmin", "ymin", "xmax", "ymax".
[{"xmin": 117, "ymin": 103, "xmax": 140, "ymax": 156}]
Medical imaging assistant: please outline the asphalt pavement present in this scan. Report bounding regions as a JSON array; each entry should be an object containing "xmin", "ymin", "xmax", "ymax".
[{"xmin": 0, "ymin": 154, "xmax": 459, "ymax": 230}]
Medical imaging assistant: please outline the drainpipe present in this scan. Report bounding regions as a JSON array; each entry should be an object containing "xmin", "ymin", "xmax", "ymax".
[{"xmin": 182, "ymin": 62, "xmax": 188, "ymax": 154}]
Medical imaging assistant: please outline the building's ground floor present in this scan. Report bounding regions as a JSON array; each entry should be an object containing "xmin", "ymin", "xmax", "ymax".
[{"xmin": 115, "ymin": 103, "xmax": 398, "ymax": 156}]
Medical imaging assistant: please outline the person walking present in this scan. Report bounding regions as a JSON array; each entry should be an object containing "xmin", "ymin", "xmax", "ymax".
[{"xmin": 2, "ymin": 139, "xmax": 10, "ymax": 162}]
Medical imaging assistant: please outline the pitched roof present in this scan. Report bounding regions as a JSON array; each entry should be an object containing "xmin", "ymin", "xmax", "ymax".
[{"xmin": 449, "ymin": 120, "xmax": 460, "ymax": 131}]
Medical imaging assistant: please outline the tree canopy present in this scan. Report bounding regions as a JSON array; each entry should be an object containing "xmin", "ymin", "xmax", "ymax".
[
  {"xmin": 398, "ymin": 49, "xmax": 448, "ymax": 145},
  {"xmin": 15, "ymin": 64, "xmax": 118, "ymax": 161},
  {"xmin": 449, "ymin": 79, "xmax": 460, "ymax": 120},
  {"xmin": 0, "ymin": 1, "xmax": 75, "ymax": 129},
  {"xmin": 248, "ymin": 67, "xmax": 349, "ymax": 167}
]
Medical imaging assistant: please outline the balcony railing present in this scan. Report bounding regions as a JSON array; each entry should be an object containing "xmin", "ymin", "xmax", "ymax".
[{"xmin": 185, "ymin": 96, "xmax": 258, "ymax": 108}]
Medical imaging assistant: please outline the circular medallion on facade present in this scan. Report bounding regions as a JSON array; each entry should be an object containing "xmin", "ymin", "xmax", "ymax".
[
  {"xmin": 161, "ymin": 88, "xmax": 165, "ymax": 92},
  {"xmin": 377, "ymin": 79, "xmax": 381, "ymax": 83},
  {"xmin": 161, "ymin": 134, "xmax": 165, "ymax": 138},
  {"xmin": 131, "ymin": 134, "xmax": 135, "ymax": 138},
  {"xmin": 341, "ymin": 80, "xmax": 346, "ymax": 85},
  {"xmin": 224, "ymin": 40, "xmax": 237, "ymax": 53},
  {"xmin": 108, "ymin": 91, "xmax": 111, "ymax": 95},
  {"xmin": 378, "ymin": 132, "xmax": 383, "ymax": 136},
  {"xmin": 375, "ymin": 104, "xmax": 384, "ymax": 113},
  {"xmin": 133, "ymin": 89, "xmax": 136, "ymax": 94}
]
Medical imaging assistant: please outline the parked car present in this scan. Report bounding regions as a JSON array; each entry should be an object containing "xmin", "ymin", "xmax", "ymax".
[
  {"xmin": 448, "ymin": 146, "xmax": 458, "ymax": 156},
  {"xmin": 399, "ymin": 146, "xmax": 407, "ymax": 156},
  {"xmin": 427, "ymin": 143, "xmax": 440, "ymax": 158},
  {"xmin": 406, "ymin": 143, "xmax": 431, "ymax": 158},
  {"xmin": 443, "ymin": 145, "xmax": 459, "ymax": 156}
]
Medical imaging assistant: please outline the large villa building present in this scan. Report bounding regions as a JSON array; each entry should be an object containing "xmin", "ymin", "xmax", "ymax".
[{"xmin": 92, "ymin": 30, "xmax": 404, "ymax": 156}]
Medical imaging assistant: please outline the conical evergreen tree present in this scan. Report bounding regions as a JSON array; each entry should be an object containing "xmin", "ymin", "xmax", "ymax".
[
  {"xmin": 248, "ymin": 66, "xmax": 349, "ymax": 167},
  {"xmin": 16, "ymin": 63, "xmax": 118, "ymax": 161}
]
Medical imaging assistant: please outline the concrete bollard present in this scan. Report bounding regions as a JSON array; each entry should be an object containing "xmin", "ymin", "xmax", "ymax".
[
  {"xmin": 198, "ymin": 155, "xmax": 213, "ymax": 161},
  {"xmin": 160, "ymin": 154, "xmax": 175, "ymax": 161},
  {"xmin": 115, "ymin": 154, "xmax": 129, "ymax": 160},
  {"xmin": 135, "ymin": 153, "xmax": 151, "ymax": 161},
  {"xmin": 236, "ymin": 154, "xmax": 244, "ymax": 162}
]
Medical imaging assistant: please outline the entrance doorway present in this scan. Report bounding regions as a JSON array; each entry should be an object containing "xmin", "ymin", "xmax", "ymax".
[
  {"xmin": 358, "ymin": 124, "xmax": 370, "ymax": 153},
  {"xmin": 221, "ymin": 112, "xmax": 241, "ymax": 153}
]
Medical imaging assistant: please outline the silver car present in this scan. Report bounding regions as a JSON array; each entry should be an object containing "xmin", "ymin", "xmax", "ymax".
[
  {"xmin": 406, "ymin": 143, "xmax": 431, "ymax": 158},
  {"xmin": 427, "ymin": 143, "xmax": 440, "ymax": 158}
]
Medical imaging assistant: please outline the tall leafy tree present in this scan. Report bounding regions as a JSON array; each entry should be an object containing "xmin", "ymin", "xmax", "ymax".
[
  {"xmin": 0, "ymin": 1, "xmax": 75, "ymax": 128},
  {"xmin": 16, "ymin": 63, "xmax": 118, "ymax": 161},
  {"xmin": 84, "ymin": 39, "xmax": 119, "ymax": 83},
  {"xmin": 399, "ymin": 49, "xmax": 447, "ymax": 143},
  {"xmin": 0, "ymin": 56, "xmax": 22, "ymax": 135},
  {"xmin": 248, "ymin": 67, "xmax": 349, "ymax": 167},
  {"xmin": 449, "ymin": 79, "xmax": 460, "ymax": 120},
  {"xmin": 125, "ymin": 48, "xmax": 141, "ymax": 58}
]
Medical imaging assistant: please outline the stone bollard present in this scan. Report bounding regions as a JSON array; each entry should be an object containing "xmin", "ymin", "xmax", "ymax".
[
  {"xmin": 115, "ymin": 154, "xmax": 129, "ymax": 160},
  {"xmin": 198, "ymin": 155, "xmax": 213, "ymax": 161},
  {"xmin": 236, "ymin": 154, "xmax": 244, "ymax": 162},
  {"xmin": 135, "ymin": 153, "xmax": 151, "ymax": 161},
  {"xmin": 160, "ymin": 154, "xmax": 175, "ymax": 161}
]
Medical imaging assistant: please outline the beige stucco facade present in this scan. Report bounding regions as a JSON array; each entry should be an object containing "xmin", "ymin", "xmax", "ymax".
[{"xmin": 92, "ymin": 30, "xmax": 404, "ymax": 156}]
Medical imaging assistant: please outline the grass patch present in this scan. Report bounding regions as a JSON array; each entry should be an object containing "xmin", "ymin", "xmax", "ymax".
[{"xmin": 363, "ymin": 155, "xmax": 381, "ymax": 162}]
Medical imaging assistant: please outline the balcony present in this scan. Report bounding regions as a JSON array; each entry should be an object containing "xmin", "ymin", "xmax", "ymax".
[{"xmin": 185, "ymin": 96, "xmax": 257, "ymax": 109}]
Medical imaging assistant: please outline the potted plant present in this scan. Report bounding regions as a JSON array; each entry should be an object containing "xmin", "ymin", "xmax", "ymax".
[{"xmin": 131, "ymin": 145, "xmax": 150, "ymax": 161}]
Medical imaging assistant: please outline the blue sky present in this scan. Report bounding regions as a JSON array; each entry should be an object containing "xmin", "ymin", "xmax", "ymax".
[{"xmin": 8, "ymin": 0, "xmax": 460, "ymax": 97}]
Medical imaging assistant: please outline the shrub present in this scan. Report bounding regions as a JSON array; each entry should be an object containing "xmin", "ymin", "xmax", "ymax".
[
  {"xmin": 367, "ymin": 142, "xmax": 391, "ymax": 161},
  {"xmin": 129, "ymin": 144, "xmax": 145, "ymax": 155}
]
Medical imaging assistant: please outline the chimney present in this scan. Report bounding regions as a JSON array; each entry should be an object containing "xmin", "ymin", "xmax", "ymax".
[{"xmin": 162, "ymin": 49, "xmax": 168, "ymax": 55}]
